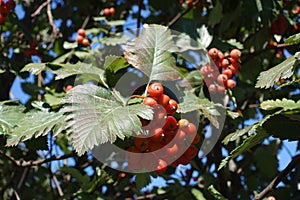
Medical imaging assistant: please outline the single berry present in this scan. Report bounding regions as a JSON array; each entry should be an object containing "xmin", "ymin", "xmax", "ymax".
[
  {"xmin": 184, "ymin": 145, "xmax": 198, "ymax": 159},
  {"xmin": 208, "ymin": 84, "xmax": 217, "ymax": 94},
  {"xmin": 217, "ymin": 86, "xmax": 226, "ymax": 93},
  {"xmin": 192, "ymin": 133, "xmax": 201, "ymax": 144},
  {"xmin": 225, "ymin": 79, "xmax": 236, "ymax": 89},
  {"xmin": 165, "ymin": 99, "xmax": 178, "ymax": 114},
  {"xmin": 208, "ymin": 48, "xmax": 219, "ymax": 59},
  {"xmin": 148, "ymin": 82, "xmax": 164, "ymax": 98},
  {"xmin": 222, "ymin": 68, "xmax": 233, "ymax": 78},
  {"xmin": 103, "ymin": 8, "xmax": 111, "ymax": 16},
  {"xmin": 156, "ymin": 159, "xmax": 167, "ymax": 174},
  {"xmin": 157, "ymin": 94, "xmax": 170, "ymax": 107},
  {"xmin": 266, "ymin": 196, "xmax": 276, "ymax": 200},
  {"xmin": 109, "ymin": 7, "xmax": 116, "ymax": 15},
  {"xmin": 230, "ymin": 49, "xmax": 242, "ymax": 61},
  {"xmin": 165, "ymin": 143, "xmax": 179, "ymax": 156},
  {"xmin": 150, "ymin": 128, "xmax": 164, "ymax": 143},
  {"xmin": 82, "ymin": 38, "xmax": 90, "ymax": 46},
  {"xmin": 65, "ymin": 85, "xmax": 73, "ymax": 91},
  {"xmin": 5, "ymin": 0, "xmax": 16, "ymax": 10},
  {"xmin": 163, "ymin": 116, "xmax": 178, "ymax": 131},
  {"xmin": 217, "ymin": 74, "xmax": 228, "ymax": 85},
  {"xmin": 134, "ymin": 137, "xmax": 150, "ymax": 152},
  {"xmin": 76, "ymin": 35, "xmax": 84, "ymax": 44},
  {"xmin": 142, "ymin": 97, "xmax": 158, "ymax": 106},
  {"xmin": 221, "ymin": 58, "xmax": 229, "ymax": 68},
  {"xmin": 177, "ymin": 119, "xmax": 189, "ymax": 127},
  {"xmin": 77, "ymin": 28, "xmax": 86, "ymax": 37}
]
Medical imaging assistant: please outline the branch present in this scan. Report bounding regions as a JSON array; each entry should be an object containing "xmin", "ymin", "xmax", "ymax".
[
  {"xmin": 167, "ymin": 0, "xmax": 200, "ymax": 27},
  {"xmin": 46, "ymin": 0, "xmax": 58, "ymax": 36},
  {"xmin": 31, "ymin": 0, "xmax": 49, "ymax": 17},
  {"xmin": 254, "ymin": 154, "xmax": 300, "ymax": 200},
  {"xmin": 0, "ymin": 149, "xmax": 75, "ymax": 167}
]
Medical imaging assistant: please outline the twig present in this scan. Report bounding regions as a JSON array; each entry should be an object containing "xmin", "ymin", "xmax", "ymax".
[
  {"xmin": 13, "ymin": 190, "xmax": 20, "ymax": 200},
  {"xmin": 167, "ymin": 0, "xmax": 200, "ymax": 27},
  {"xmin": 52, "ymin": 174, "xmax": 64, "ymax": 196},
  {"xmin": 0, "ymin": 150, "xmax": 75, "ymax": 167},
  {"xmin": 254, "ymin": 154, "xmax": 300, "ymax": 200},
  {"xmin": 31, "ymin": 0, "xmax": 49, "ymax": 17},
  {"xmin": 81, "ymin": 15, "xmax": 90, "ymax": 29},
  {"xmin": 46, "ymin": 0, "xmax": 58, "ymax": 36}
]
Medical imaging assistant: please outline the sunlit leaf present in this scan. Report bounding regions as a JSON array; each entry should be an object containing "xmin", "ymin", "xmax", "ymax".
[
  {"xmin": 21, "ymin": 63, "xmax": 47, "ymax": 74},
  {"xmin": 207, "ymin": 185, "xmax": 227, "ymax": 200},
  {"xmin": 104, "ymin": 55, "xmax": 129, "ymax": 73},
  {"xmin": 218, "ymin": 130, "xmax": 269, "ymax": 170},
  {"xmin": 260, "ymin": 98, "xmax": 300, "ymax": 111},
  {"xmin": 197, "ymin": 25, "xmax": 213, "ymax": 48},
  {"xmin": 61, "ymin": 84, "xmax": 153, "ymax": 155},
  {"xmin": 284, "ymin": 33, "xmax": 300, "ymax": 45},
  {"xmin": 123, "ymin": 24, "xmax": 181, "ymax": 81},
  {"xmin": 255, "ymin": 55, "xmax": 298, "ymax": 89},
  {"xmin": 6, "ymin": 111, "xmax": 65, "ymax": 146},
  {"xmin": 0, "ymin": 104, "xmax": 25, "ymax": 136},
  {"xmin": 178, "ymin": 91, "xmax": 221, "ymax": 128},
  {"xmin": 191, "ymin": 188, "xmax": 206, "ymax": 200},
  {"xmin": 63, "ymin": 41, "xmax": 78, "ymax": 49}
]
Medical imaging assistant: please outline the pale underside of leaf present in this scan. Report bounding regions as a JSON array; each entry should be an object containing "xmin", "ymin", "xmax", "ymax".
[
  {"xmin": 255, "ymin": 55, "xmax": 296, "ymax": 89},
  {"xmin": 123, "ymin": 24, "xmax": 181, "ymax": 82},
  {"xmin": 61, "ymin": 84, "xmax": 153, "ymax": 155},
  {"xmin": 0, "ymin": 105, "xmax": 25, "ymax": 135},
  {"xmin": 260, "ymin": 98, "xmax": 300, "ymax": 111}
]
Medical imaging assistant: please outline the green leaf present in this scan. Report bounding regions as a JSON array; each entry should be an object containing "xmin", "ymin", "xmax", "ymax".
[
  {"xmin": 21, "ymin": 63, "xmax": 47, "ymax": 74},
  {"xmin": 284, "ymin": 33, "xmax": 300, "ymax": 45},
  {"xmin": 104, "ymin": 55, "xmax": 129, "ymax": 73},
  {"xmin": 50, "ymin": 62, "xmax": 107, "ymax": 87},
  {"xmin": 255, "ymin": 0, "xmax": 263, "ymax": 12},
  {"xmin": 178, "ymin": 91, "xmax": 221, "ymax": 128},
  {"xmin": 123, "ymin": 24, "xmax": 181, "ymax": 81},
  {"xmin": 101, "ymin": 33, "xmax": 130, "ymax": 46},
  {"xmin": 218, "ymin": 130, "xmax": 269, "ymax": 170},
  {"xmin": 197, "ymin": 25, "xmax": 213, "ymax": 48},
  {"xmin": 135, "ymin": 173, "xmax": 151, "ymax": 191},
  {"xmin": 63, "ymin": 41, "xmax": 78, "ymax": 49},
  {"xmin": 255, "ymin": 55, "xmax": 298, "ymax": 89},
  {"xmin": 106, "ymin": 20, "xmax": 126, "ymax": 26},
  {"xmin": 207, "ymin": 185, "xmax": 227, "ymax": 200},
  {"xmin": 260, "ymin": 98, "xmax": 300, "ymax": 111},
  {"xmin": 208, "ymin": 0, "xmax": 223, "ymax": 26},
  {"xmin": 263, "ymin": 114, "xmax": 300, "ymax": 141},
  {"xmin": 191, "ymin": 188, "xmax": 206, "ymax": 200},
  {"xmin": 0, "ymin": 104, "xmax": 25, "ymax": 135},
  {"xmin": 44, "ymin": 93, "xmax": 65, "ymax": 107},
  {"xmin": 6, "ymin": 111, "xmax": 65, "ymax": 146},
  {"xmin": 61, "ymin": 84, "xmax": 153, "ymax": 155},
  {"xmin": 225, "ymin": 39, "xmax": 244, "ymax": 49},
  {"xmin": 59, "ymin": 166, "xmax": 90, "ymax": 187}
]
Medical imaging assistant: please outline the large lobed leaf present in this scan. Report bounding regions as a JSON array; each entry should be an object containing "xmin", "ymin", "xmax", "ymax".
[
  {"xmin": 6, "ymin": 111, "xmax": 65, "ymax": 146},
  {"xmin": 255, "ymin": 54, "xmax": 299, "ymax": 89},
  {"xmin": 123, "ymin": 24, "xmax": 181, "ymax": 81},
  {"xmin": 61, "ymin": 84, "xmax": 153, "ymax": 155}
]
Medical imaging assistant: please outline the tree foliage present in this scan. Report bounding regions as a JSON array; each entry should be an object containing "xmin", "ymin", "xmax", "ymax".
[{"xmin": 0, "ymin": 0, "xmax": 299, "ymax": 199}]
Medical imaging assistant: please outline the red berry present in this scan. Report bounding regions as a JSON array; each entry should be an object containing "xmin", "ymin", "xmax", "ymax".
[
  {"xmin": 165, "ymin": 143, "xmax": 179, "ymax": 157},
  {"xmin": 156, "ymin": 159, "xmax": 167, "ymax": 174},
  {"xmin": 199, "ymin": 65, "xmax": 212, "ymax": 76},
  {"xmin": 266, "ymin": 196, "xmax": 276, "ymax": 200},
  {"xmin": 150, "ymin": 128, "xmax": 164, "ymax": 143},
  {"xmin": 76, "ymin": 35, "xmax": 84, "ymax": 44},
  {"xmin": 5, "ymin": 0, "xmax": 15, "ymax": 10},
  {"xmin": 142, "ymin": 97, "xmax": 158, "ymax": 106},
  {"xmin": 148, "ymin": 82, "xmax": 164, "ymax": 98},
  {"xmin": 157, "ymin": 94, "xmax": 170, "ymax": 107},
  {"xmin": 77, "ymin": 28, "xmax": 86, "ymax": 37},
  {"xmin": 208, "ymin": 48, "xmax": 219, "ymax": 59},
  {"xmin": 192, "ymin": 133, "xmax": 201, "ymax": 144},
  {"xmin": 228, "ymin": 64, "xmax": 239, "ymax": 74},
  {"xmin": 217, "ymin": 74, "xmax": 228, "ymax": 85},
  {"xmin": 222, "ymin": 68, "xmax": 233, "ymax": 78},
  {"xmin": 221, "ymin": 58, "xmax": 229, "ymax": 68},
  {"xmin": 208, "ymin": 84, "xmax": 217, "ymax": 94},
  {"xmin": 217, "ymin": 86, "xmax": 226, "ymax": 93},
  {"xmin": 103, "ymin": 8, "xmax": 111, "ymax": 16},
  {"xmin": 65, "ymin": 85, "xmax": 73, "ymax": 91},
  {"xmin": 230, "ymin": 49, "xmax": 242, "ymax": 61},
  {"xmin": 165, "ymin": 99, "xmax": 178, "ymax": 115},
  {"xmin": 82, "ymin": 38, "xmax": 90, "ymax": 46},
  {"xmin": 184, "ymin": 145, "xmax": 198, "ymax": 159},
  {"xmin": 163, "ymin": 116, "xmax": 178, "ymax": 131},
  {"xmin": 225, "ymin": 79, "xmax": 236, "ymax": 89},
  {"xmin": 134, "ymin": 137, "xmax": 150, "ymax": 152},
  {"xmin": 109, "ymin": 7, "xmax": 116, "ymax": 15}
]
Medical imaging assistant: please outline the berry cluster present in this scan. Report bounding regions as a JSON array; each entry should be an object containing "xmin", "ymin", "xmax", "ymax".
[
  {"xmin": 24, "ymin": 40, "xmax": 41, "ymax": 57},
  {"xmin": 102, "ymin": 7, "xmax": 115, "ymax": 16},
  {"xmin": 0, "ymin": 0, "xmax": 16, "ymax": 25},
  {"xmin": 200, "ymin": 48, "xmax": 242, "ymax": 94},
  {"xmin": 126, "ymin": 82, "xmax": 200, "ymax": 174},
  {"xmin": 76, "ymin": 28, "xmax": 90, "ymax": 46}
]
